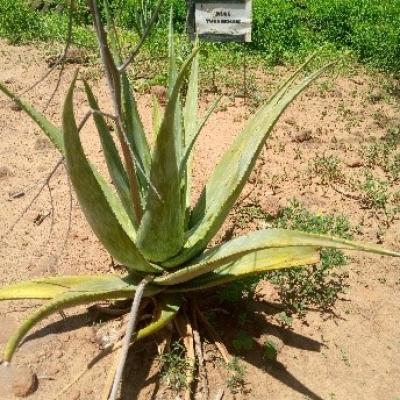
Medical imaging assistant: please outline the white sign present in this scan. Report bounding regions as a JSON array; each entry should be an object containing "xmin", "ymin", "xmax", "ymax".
[{"xmin": 195, "ymin": 1, "xmax": 251, "ymax": 42}]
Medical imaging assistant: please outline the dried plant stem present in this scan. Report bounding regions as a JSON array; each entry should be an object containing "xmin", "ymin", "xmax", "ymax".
[
  {"xmin": 174, "ymin": 313, "xmax": 196, "ymax": 400},
  {"xmin": 108, "ymin": 276, "xmax": 153, "ymax": 400},
  {"xmin": 195, "ymin": 306, "xmax": 231, "ymax": 364},
  {"xmin": 192, "ymin": 305, "xmax": 209, "ymax": 400}
]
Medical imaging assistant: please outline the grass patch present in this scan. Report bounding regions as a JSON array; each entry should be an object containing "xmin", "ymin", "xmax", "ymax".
[{"xmin": 1, "ymin": 0, "xmax": 400, "ymax": 73}]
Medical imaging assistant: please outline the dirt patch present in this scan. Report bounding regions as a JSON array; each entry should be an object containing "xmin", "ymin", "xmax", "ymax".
[{"xmin": 0, "ymin": 40, "xmax": 399, "ymax": 400}]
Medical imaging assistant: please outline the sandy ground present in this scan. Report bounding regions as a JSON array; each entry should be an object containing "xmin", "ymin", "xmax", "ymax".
[{"xmin": 0, "ymin": 40, "xmax": 399, "ymax": 400}]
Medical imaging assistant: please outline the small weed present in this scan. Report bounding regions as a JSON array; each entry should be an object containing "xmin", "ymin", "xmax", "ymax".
[
  {"xmin": 362, "ymin": 127, "xmax": 400, "ymax": 180},
  {"xmin": 277, "ymin": 311, "xmax": 294, "ymax": 327},
  {"xmin": 232, "ymin": 331, "xmax": 254, "ymax": 352},
  {"xmin": 309, "ymin": 155, "xmax": 344, "ymax": 184},
  {"xmin": 387, "ymin": 153, "xmax": 400, "ymax": 181},
  {"xmin": 158, "ymin": 341, "xmax": 191, "ymax": 391},
  {"xmin": 263, "ymin": 339, "xmax": 279, "ymax": 362},
  {"xmin": 226, "ymin": 357, "xmax": 247, "ymax": 394},
  {"xmin": 340, "ymin": 349, "xmax": 351, "ymax": 367},
  {"xmin": 358, "ymin": 172, "xmax": 389, "ymax": 210}
]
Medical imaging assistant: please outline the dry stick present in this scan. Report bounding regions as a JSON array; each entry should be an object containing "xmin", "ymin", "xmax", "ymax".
[
  {"xmin": 192, "ymin": 305, "xmax": 209, "ymax": 400},
  {"xmin": 213, "ymin": 388, "xmax": 224, "ymax": 400},
  {"xmin": 50, "ymin": 171, "xmax": 73, "ymax": 271},
  {"xmin": 108, "ymin": 276, "xmax": 153, "ymax": 400},
  {"xmin": 173, "ymin": 314, "xmax": 196, "ymax": 400},
  {"xmin": 183, "ymin": 314, "xmax": 196, "ymax": 400},
  {"xmin": 194, "ymin": 306, "xmax": 231, "ymax": 364},
  {"xmin": 46, "ymin": 182, "xmax": 56, "ymax": 246},
  {"xmin": 330, "ymin": 183, "xmax": 360, "ymax": 201},
  {"xmin": 0, "ymin": 157, "xmax": 64, "ymax": 243}
]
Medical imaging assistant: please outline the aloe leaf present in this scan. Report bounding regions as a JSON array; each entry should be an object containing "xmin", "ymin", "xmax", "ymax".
[
  {"xmin": 63, "ymin": 74, "xmax": 159, "ymax": 273},
  {"xmin": 2, "ymin": 277, "xmax": 161, "ymax": 362},
  {"xmin": 182, "ymin": 46, "xmax": 199, "ymax": 222},
  {"xmin": 136, "ymin": 47, "xmax": 200, "ymax": 262},
  {"xmin": 135, "ymin": 293, "xmax": 181, "ymax": 340},
  {"xmin": 83, "ymin": 81, "xmax": 138, "ymax": 227},
  {"xmin": 0, "ymin": 275, "xmax": 118, "ymax": 300},
  {"xmin": 157, "ymin": 228, "xmax": 400, "ymax": 285},
  {"xmin": 121, "ymin": 72, "xmax": 151, "ymax": 182},
  {"xmin": 170, "ymin": 247, "xmax": 320, "ymax": 292},
  {"xmin": 0, "ymin": 82, "xmax": 64, "ymax": 152},
  {"xmin": 167, "ymin": 9, "xmax": 178, "ymax": 99},
  {"xmin": 164, "ymin": 63, "xmax": 334, "ymax": 268},
  {"xmin": 0, "ymin": 274, "xmax": 162, "ymax": 301},
  {"xmin": 167, "ymin": 10, "xmax": 184, "ymax": 161}
]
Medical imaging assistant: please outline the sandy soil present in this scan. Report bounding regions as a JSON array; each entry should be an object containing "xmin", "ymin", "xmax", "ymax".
[{"xmin": 0, "ymin": 40, "xmax": 399, "ymax": 400}]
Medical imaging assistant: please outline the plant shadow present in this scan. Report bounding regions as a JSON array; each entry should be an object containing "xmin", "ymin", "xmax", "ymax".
[{"xmin": 201, "ymin": 296, "xmax": 326, "ymax": 400}]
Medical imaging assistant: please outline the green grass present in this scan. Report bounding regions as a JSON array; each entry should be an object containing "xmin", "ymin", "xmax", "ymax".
[
  {"xmin": 1, "ymin": 0, "xmax": 400, "ymax": 73},
  {"xmin": 158, "ymin": 341, "xmax": 192, "ymax": 391}
]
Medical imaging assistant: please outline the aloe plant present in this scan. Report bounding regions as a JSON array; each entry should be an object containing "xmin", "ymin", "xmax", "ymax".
[{"xmin": 0, "ymin": 5, "xmax": 399, "ymax": 396}]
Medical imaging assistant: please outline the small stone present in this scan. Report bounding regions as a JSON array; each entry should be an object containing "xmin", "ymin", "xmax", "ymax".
[
  {"xmin": 12, "ymin": 366, "xmax": 38, "ymax": 397},
  {"xmin": 0, "ymin": 166, "xmax": 14, "ymax": 179},
  {"xmin": 9, "ymin": 101, "xmax": 22, "ymax": 111},
  {"xmin": 293, "ymin": 129, "xmax": 312, "ymax": 143},
  {"xmin": 345, "ymin": 157, "xmax": 363, "ymax": 168}
]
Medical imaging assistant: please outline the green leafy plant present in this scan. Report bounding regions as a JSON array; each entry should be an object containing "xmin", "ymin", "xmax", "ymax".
[
  {"xmin": 0, "ymin": 3, "xmax": 399, "ymax": 396},
  {"xmin": 309, "ymin": 154, "xmax": 344, "ymax": 184}
]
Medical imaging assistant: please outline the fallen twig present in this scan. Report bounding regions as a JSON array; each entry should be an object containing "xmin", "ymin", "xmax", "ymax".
[{"xmin": 108, "ymin": 275, "xmax": 153, "ymax": 400}]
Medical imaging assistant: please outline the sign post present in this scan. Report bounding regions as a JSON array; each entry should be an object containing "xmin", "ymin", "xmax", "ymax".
[{"xmin": 187, "ymin": 0, "xmax": 252, "ymax": 42}]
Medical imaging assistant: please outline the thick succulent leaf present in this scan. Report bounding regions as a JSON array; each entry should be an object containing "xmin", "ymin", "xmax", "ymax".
[
  {"xmin": 170, "ymin": 247, "xmax": 319, "ymax": 292},
  {"xmin": 135, "ymin": 293, "xmax": 181, "ymax": 340},
  {"xmin": 2, "ymin": 276, "xmax": 162, "ymax": 362},
  {"xmin": 182, "ymin": 47, "xmax": 199, "ymax": 223},
  {"xmin": 163, "ymin": 63, "xmax": 334, "ymax": 268},
  {"xmin": 63, "ymin": 74, "xmax": 159, "ymax": 273},
  {"xmin": 0, "ymin": 275, "xmax": 117, "ymax": 300},
  {"xmin": 83, "ymin": 81, "xmax": 138, "ymax": 227},
  {"xmin": 167, "ymin": 10, "xmax": 178, "ymax": 99},
  {"xmin": 121, "ymin": 72, "xmax": 151, "ymax": 182},
  {"xmin": 156, "ymin": 228, "xmax": 400, "ymax": 285},
  {"xmin": 0, "ymin": 275, "xmax": 161, "ymax": 301},
  {"xmin": 136, "ymin": 47, "xmax": 200, "ymax": 262},
  {"xmin": 0, "ymin": 82, "xmax": 64, "ymax": 152}
]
